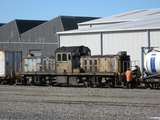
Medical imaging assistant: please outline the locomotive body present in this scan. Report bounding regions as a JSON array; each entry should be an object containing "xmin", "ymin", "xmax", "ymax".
[
  {"xmin": 3, "ymin": 46, "xmax": 159, "ymax": 88},
  {"xmin": 80, "ymin": 52, "xmax": 130, "ymax": 87},
  {"xmin": 23, "ymin": 56, "xmax": 55, "ymax": 73},
  {"xmin": 80, "ymin": 53, "xmax": 130, "ymax": 74},
  {"xmin": 19, "ymin": 46, "xmax": 130, "ymax": 87},
  {"xmin": 19, "ymin": 56, "xmax": 55, "ymax": 85},
  {"xmin": 55, "ymin": 46, "xmax": 91, "ymax": 74}
]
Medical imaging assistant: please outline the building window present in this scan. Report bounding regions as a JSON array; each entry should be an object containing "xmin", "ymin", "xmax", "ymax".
[
  {"xmin": 62, "ymin": 54, "xmax": 67, "ymax": 61},
  {"xmin": 57, "ymin": 54, "xmax": 61, "ymax": 61}
]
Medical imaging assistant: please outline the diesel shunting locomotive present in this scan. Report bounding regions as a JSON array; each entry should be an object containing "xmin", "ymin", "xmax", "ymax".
[
  {"xmin": 16, "ymin": 46, "xmax": 131, "ymax": 87},
  {"xmin": 0, "ymin": 46, "xmax": 160, "ymax": 89}
]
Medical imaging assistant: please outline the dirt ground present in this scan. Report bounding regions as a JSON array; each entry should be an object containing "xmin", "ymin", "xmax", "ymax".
[{"xmin": 0, "ymin": 85, "xmax": 160, "ymax": 120}]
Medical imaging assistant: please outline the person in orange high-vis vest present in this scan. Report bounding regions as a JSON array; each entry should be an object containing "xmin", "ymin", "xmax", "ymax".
[{"xmin": 125, "ymin": 68, "xmax": 132, "ymax": 88}]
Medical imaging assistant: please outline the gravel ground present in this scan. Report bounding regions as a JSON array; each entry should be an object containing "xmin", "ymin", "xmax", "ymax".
[{"xmin": 0, "ymin": 86, "xmax": 160, "ymax": 120}]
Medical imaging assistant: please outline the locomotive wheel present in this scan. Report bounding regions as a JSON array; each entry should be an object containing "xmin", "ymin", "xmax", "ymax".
[
  {"xmin": 83, "ymin": 81, "xmax": 89, "ymax": 87},
  {"xmin": 148, "ymin": 83, "xmax": 160, "ymax": 89},
  {"xmin": 108, "ymin": 81, "xmax": 115, "ymax": 88}
]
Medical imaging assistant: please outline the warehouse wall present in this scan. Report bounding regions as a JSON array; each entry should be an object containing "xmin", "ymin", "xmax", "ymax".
[
  {"xmin": 0, "ymin": 43, "xmax": 56, "ymax": 57},
  {"xmin": 21, "ymin": 17, "xmax": 63, "ymax": 57},
  {"xmin": 0, "ymin": 21, "xmax": 24, "ymax": 56},
  {"xmin": 103, "ymin": 31, "xmax": 148, "ymax": 65},
  {"xmin": 78, "ymin": 24, "xmax": 110, "ymax": 30},
  {"xmin": 0, "ymin": 20, "xmax": 48, "ymax": 57},
  {"xmin": 0, "ymin": 21, "xmax": 19, "ymax": 43},
  {"xmin": 59, "ymin": 31, "xmax": 150, "ymax": 67},
  {"xmin": 60, "ymin": 33, "xmax": 101, "ymax": 55},
  {"xmin": 21, "ymin": 17, "xmax": 63, "ymax": 43},
  {"xmin": 150, "ymin": 31, "xmax": 160, "ymax": 47}
]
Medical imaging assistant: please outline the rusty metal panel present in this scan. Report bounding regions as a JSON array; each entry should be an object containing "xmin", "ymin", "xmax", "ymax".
[
  {"xmin": 42, "ymin": 57, "xmax": 55, "ymax": 72},
  {"xmin": 80, "ymin": 56, "xmax": 119, "ymax": 73},
  {"xmin": 80, "ymin": 57, "xmax": 98, "ymax": 73},
  {"xmin": 98, "ymin": 57, "xmax": 119, "ymax": 73},
  {"xmin": 56, "ymin": 62, "xmax": 72, "ymax": 73},
  {"xmin": 23, "ymin": 57, "xmax": 55, "ymax": 72}
]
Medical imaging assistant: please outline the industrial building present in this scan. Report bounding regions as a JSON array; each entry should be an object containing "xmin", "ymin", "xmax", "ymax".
[
  {"xmin": 0, "ymin": 16, "xmax": 98, "ymax": 57},
  {"xmin": 58, "ymin": 9, "xmax": 160, "ymax": 67},
  {"xmin": 21, "ymin": 16, "xmax": 99, "ymax": 57},
  {"xmin": 0, "ymin": 19, "xmax": 46, "ymax": 57},
  {"xmin": 0, "ymin": 23, "xmax": 5, "ymax": 27}
]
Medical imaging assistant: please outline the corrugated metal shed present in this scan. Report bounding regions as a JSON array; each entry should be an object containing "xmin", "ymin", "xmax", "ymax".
[
  {"xmin": 0, "ymin": 19, "xmax": 47, "ymax": 56},
  {"xmin": 0, "ymin": 16, "xmax": 98, "ymax": 57},
  {"xmin": 21, "ymin": 16, "xmax": 99, "ymax": 57}
]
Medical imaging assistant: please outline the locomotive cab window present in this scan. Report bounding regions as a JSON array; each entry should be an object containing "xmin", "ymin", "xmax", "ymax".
[
  {"xmin": 57, "ymin": 54, "xmax": 61, "ymax": 61},
  {"xmin": 94, "ymin": 60, "xmax": 97, "ymax": 65},
  {"xmin": 84, "ymin": 60, "xmax": 87, "ymax": 65},
  {"xmin": 62, "ymin": 53, "xmax": 67, "ymax": 61},
  {"xmin": 68, "ymin": 53, "xmax": 71, "ymax": 60}
]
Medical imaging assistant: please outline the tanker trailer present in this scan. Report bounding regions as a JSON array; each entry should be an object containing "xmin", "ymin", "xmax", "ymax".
[
  {"xmin": 144, "ymin": 51, "xmax": 160, "ymax": 74},
  {"xmin": 143, "ymin": 49, "xmax": 160, "ymax": 89}
]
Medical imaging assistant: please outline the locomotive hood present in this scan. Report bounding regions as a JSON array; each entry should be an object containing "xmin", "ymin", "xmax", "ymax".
[{"xmin": 55, "ymin": 46, "xmax": 91, "ymax": 56}]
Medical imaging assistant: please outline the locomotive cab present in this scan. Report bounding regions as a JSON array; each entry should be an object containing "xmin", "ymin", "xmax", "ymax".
[{"xmin": 55, "ymin": 46, "xmax": 91, "ymax": 74}]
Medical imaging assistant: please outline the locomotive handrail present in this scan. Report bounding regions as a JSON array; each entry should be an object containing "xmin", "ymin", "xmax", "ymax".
[
  {"xmin": 17, "ymin": 71, "xmax": 116, "ymax": 77},
  {"xmin": 143, "ymin": 73, "xmax": 160, "ymax": 80}
]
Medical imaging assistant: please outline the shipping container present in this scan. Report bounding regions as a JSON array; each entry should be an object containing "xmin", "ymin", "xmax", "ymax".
[
  {"xmin": 0, "ymin": 51, "xmax": 5, "ymax": 77},
  {"xmin": 0, "ymin": 51, "xmax": 22, "ymax": 80}
]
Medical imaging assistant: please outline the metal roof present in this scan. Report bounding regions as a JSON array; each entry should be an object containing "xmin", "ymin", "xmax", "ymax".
[
  {"xmin": 15, "ymin": 19, "xmax": 47, "ymax": 34},
  {"xmin": 0, "ymin": 23, "xmax": 5, "ymax": 27},
  {"xmin": 58, "ymin": 8, "xmax": 160, "ymax": 35},
  {"xmin": 20, "ymin": 16, "xmax": 99, "ymax": 35},
  {"xmin": 78, "ymin": 8, "xmax": 160, "ymax": 26},
  {"xmin": 83, "ymin": 14, "xmax": 160, "ymax": 30},
  {"xmin": 55, "ymin": 46, "xmax": 91, "ymax": 55},
  {"xmin": 60, "ymin": 16, "xmax": 99, "ymax": 30}
]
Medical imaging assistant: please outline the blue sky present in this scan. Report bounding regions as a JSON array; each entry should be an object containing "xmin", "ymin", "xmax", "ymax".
[{"xmin": 1, "ymin": 0, "xmax": 160, "ymax": 23}]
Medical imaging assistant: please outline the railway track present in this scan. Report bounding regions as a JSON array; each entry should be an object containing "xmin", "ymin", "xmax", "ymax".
[{"xmin": 0, "ymin": 99, "xmax": 159, "ymax": 108}]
